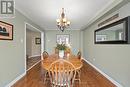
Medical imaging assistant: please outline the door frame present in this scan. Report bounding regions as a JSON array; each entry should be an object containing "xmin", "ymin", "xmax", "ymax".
[{"xmin": 24, "ymin": 22, "xmax": 44, "ymax": 71}]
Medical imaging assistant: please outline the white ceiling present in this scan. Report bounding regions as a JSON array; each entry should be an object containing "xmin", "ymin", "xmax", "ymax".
[{"xmin": 15, "ymin": 0, "xmax": 121, "ymax": 30}]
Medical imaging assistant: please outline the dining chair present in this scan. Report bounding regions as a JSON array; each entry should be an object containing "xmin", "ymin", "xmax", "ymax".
[
  {"xmin": 55, "ymin": 48, "xmax": 59, "ymax": 54},
  {"xmin": 43, "ymin": 51, "xmax": 49, "ymax": 59},
  {"xmin": 75, "ymin": 51, "xmax": 82, "ymax": 83},
  {"xmin": 48, "ymin": 59, "xmax": 76, "ymax": 87},
  {"xmin": 42, "ymin": 51, "xmax": 49, "ymax": 83},
  {"xmin": 77, "ymin": 51, "xmax": 81, "ymax": 60}
]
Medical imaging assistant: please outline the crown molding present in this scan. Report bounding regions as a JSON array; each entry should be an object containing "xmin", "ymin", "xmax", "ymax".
[
  {"xmin": 15, "ymin": 0, "xmax": 124, "ymax": 31},
  {"xmin": 82, "ymin": 0, "xmax": 124, "ymax": 30},
  {"xmin": 15, "ymin": 8, "xmax": 46, "ymax": 31}
]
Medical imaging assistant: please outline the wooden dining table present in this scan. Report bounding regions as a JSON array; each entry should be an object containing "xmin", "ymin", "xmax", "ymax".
[{"xmin": 41, "ymin": 54, "xmax": 83, "ymax": 71}]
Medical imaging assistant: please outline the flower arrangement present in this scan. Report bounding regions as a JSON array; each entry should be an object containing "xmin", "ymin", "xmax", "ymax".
[{"xmin": 55, "ymin": 43, "xmax": 67, "ymax": 50}]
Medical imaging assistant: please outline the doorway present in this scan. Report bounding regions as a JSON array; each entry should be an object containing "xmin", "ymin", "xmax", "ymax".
[{"xmin": 25, "ymin": 23, "xmax": 44, "ymax": 71}]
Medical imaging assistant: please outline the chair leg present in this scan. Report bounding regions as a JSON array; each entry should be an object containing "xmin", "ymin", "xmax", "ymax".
[
  {"xmin": 44, "ymin": 72, "xmax": 47, "ymax": 83},
  {"xmin": 75, "ymin": 69, "xmax": 81, "ymax": 83},
  {"xmin": 41, "ymin": 69, "xmax": 45, "ymax": 82},
  {"xmin": 44, "ymin": 71, "xmax": 49, "ymax": 83},
  {"xmin": 78, "ymin": 69, "xmax": 81, "ymax": 83}
]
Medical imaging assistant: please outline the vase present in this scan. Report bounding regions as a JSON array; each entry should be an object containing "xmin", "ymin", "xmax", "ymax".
[{"xmin": 59, "ymin": 50, "xmax": 64, "ymax": 58}]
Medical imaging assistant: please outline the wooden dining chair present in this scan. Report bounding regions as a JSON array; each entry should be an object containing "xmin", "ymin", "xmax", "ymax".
[
  {"xmin": 43, "ymin": 51, "xmax": 49, "ymax": 59},
  {"xmin": 55, "ymin": 48, "xmax": 59, "ymax": 54},
  {"xmin": 77, "ymin": 51, "xmax": 81, "ymax": 60},
  {"xmin": 75, "ymin": 51, "xmax": 82, "ymax": 83},
  {"xmin": 42, "ymin": 51, "xmax": 49, "ymax": 83},
  {"xmin": 48, "ymin": 59, "xmax": 76, "ymax": 87}
]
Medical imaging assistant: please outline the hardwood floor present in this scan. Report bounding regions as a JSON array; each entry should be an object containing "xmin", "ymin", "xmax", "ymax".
[
  {"xmin": 12, "ymin": 60, "xmax": 116, "ymax": 87},
  {"xmin": 27, "ymin": 56, "xmax": 41, "ymax": 70}
]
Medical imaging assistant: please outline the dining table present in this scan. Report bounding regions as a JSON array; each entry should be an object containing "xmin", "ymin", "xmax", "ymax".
[{"xmin": 41, "ymin": 54, "xmax": 83, "ymax": 71}]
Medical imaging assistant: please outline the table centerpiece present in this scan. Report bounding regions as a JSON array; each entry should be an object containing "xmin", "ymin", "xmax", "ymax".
[{"xmin": 55, "ymin": 43, "xmax": 67, "ymax": 58}]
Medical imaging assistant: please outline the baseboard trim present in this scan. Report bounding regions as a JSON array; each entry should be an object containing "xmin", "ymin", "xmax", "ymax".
[
  {"xmin": 5, "ymin": 72, "xmax": 26, "ymax": 87},
  {"xmin": 83, "ymin": 58, "xmax": 123, "ymax": 87},
  {"xmin": 27, "ymin": 60, "xmax": 41, "ymax": 71},
  {"xmin": 28, "ymin": 55, "xmax": 41, "ymax": 58}
]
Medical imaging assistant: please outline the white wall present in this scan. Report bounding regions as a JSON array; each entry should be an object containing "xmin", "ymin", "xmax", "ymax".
[
  {"xmin": 83, "ymin": 2, "xmax": 130, "ymax": 87},
  {"xmin": 45, "ymin": 30, "xmax": 82, "ymax": 54},
  {"xmin": 0, "ymin": 10, "xmax": 44, "ymax": 87},
  {"xmin": 26, "ymin": 29, "xmax": 41, "ymax": 57}
]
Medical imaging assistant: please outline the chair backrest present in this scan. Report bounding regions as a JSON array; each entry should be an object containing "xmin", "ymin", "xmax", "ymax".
[
  {"xmin": 48, "ymin": 59, "xmax": 76, "ymax": 87},
  {"xmin": 77, "ymin": 51, "xmax": 81, "ymax": 59},
  {"xmin": 55, "ymin": 48, "xmax": 59, "ymax": 54},
  {"xmin": 43, "ymin": 51, "xmax": 49, "ymax": 59}
]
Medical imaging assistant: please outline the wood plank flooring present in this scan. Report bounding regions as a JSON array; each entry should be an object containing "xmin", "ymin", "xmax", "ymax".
[
  {"xmin": 27, "ymin": 56, "xmax": 41, "ymax": 70},
  {"xmin": 12, "ymin": 60, "xmax": 116, "ymax": 87}
]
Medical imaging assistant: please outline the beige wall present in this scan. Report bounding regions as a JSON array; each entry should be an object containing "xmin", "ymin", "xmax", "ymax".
[
  {"xmin": 45, "ymin": 30, "xmax": 82, "ymax": 54},
  {"xmin": 0, "ymin": 10, "xmax": 43, "ymax": 87},
  {"xmin": 26, "ymin": 29, "xmax": 41, "ymax": 57},
  {"xmin": 31, "ymin": 31, "xmax": 41, "ymax": 56},
  {"xmin": 83, "ymin": 2, "xmax": 130, "ymax": 87},
  {"xmin": 26, "ymin": 29, "xmax": 32, "ymax": 56}
]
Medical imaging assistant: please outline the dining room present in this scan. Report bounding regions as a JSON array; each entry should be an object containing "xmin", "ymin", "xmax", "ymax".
[
  {"xmin": 12, "ymin": 30, "xmax": 116, "ymax": 87},
  {"xmin": 1, "ymin": 0, "xmax": 130, "ymax": 87}
]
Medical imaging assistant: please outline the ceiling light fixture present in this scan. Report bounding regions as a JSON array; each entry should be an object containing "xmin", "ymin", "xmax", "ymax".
[{"xmin": 56, "ymin": 8, "xmax": 70, "ymax": 32}]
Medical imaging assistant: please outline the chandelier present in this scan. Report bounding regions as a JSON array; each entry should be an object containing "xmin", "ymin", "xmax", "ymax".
[{"xmin": 56, "ymin": 8, "xmax": 70, "ymax": 32}]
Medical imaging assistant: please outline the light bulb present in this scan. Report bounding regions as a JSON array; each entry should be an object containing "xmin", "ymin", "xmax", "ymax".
[
  {"xmin": 56, "ymin": 19, "xmax": 60, "ymax": 22},
  {"xmin": 67, "ymin": 21, "xmax": 70, "ymax": 25},
  {"xmin": 63, "ymin": 18, "xmax": 67, "ymax": 22}
]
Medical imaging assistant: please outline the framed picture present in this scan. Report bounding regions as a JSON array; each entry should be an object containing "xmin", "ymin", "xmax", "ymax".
[
  {"xmin": 0, "ymin": 21, "xmax": 13, "ymax": 40},
  {"xmin": 35, "ymin": 38, "xmax": 41, "ymax": 44},
  {"xmin": 56, "ymin": 34, "xmax": 70, "ymax": 44}
]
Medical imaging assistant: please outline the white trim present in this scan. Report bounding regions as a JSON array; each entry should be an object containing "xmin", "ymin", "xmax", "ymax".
[
  {"xmin": 16, "ymin": 0, "xmax": 123, "ymax": 31},
  {"xmin": 28, "ymin": 55, "xmax": 41, "ymax": 58},
  {"xmin": 24, "ymin": 22, "xmax": 27, "ymax": 72},
  {"xmin": 41, "ymin": 32, "xmax": 44, "ymax": 59},
  {"xmin": 6, "ymin": 57, "xmax": 41, "ymax": 87},
  {"xmin": 25, "ymin": 22, "xmax": 44, "ymax": 55},
  {"xmin": 82, "ymin": 0, "xmax": 123, "ymax": 30},
  {"xmin": 27, "ymin": 60, "xmax": 41, "ymax": 71},
  {"xmin": 25, "ymin": 22, "xmax": 42, "ymax": 32},
  {"xmin": 5, "ymin": 72, "xmax": 26, "ymax": 87},
  {"xmin": 83, "ymin": 58, "xmax": 123, "ymax": 87},
  {"xmin": 25, "ymin": 22, "xmax": 44, "ymax": 71}
]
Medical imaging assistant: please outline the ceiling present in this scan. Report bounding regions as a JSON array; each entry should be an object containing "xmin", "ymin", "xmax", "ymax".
[{"xmin": 15, "ymin": 0, "xmax": 122, "ymax": 30}]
